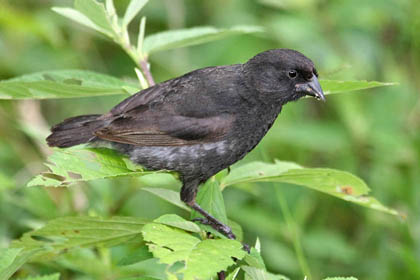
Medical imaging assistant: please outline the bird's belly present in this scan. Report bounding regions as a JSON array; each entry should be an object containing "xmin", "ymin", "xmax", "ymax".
[{"xmin": 125, "ymin": 140, "xmax": 236, "ymax": 177}]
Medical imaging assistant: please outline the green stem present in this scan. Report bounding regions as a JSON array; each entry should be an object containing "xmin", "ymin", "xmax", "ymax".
[{"xmin": 274, "ymin": 187, "xmax": 312, "ymax": 279}]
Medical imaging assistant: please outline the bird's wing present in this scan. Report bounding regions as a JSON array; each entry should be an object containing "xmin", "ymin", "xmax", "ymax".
[
  {"xmin": 94, "ymin": 72, "xmax": 235, "ymax": 146},
  {"xmin": 95, "ymin": 112, "xmax": 234, "ymax": 146}
]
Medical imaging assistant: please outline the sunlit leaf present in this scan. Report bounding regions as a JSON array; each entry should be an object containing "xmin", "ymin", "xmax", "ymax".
[
  {"xmin": 74, "ymin": 0, "xmax": 114, "ymax": 36},
  {"xmin": 143, "ymin": 25, "xmax": 264, "ymax": 54},
  {"xmin": 0, "ymin": 70, "xmax": 138, "ymax": 100},
  {"xmin": 221, "ymin": 161, "xmax": 398, "ymax": 216},
  {"xmin": 321, "ymin": 79, "xmax": 397, "ymax": 95},
  {"xmin": 142, "ymin": 221, "xmax": 246, "ymax": 280},
  {"xmin": 123, "ymin": 0, "xmax": 149, "ymax": 26},
  {"xmin": 0, "ymin": 248, "xmax": 41, "ymax": 280},
  {"xmin": 242, "ymin": 266, "xmax": 290, "ymax": 280},
  {"xmin": 154, "ymin": 214, "xmax": 201, "ymax": 233},
  {"xmin": 52, "ymin": 7, "xmax": 108, "ymax": 35},
  {"xmin": 27, "ymin": 147, "xmax": 169, "ymax": 187}
]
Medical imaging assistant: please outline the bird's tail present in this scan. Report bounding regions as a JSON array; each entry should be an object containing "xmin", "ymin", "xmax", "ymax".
[{"xmin": 46, "ymin": 114, "xmax": 104, "ymax": 148}]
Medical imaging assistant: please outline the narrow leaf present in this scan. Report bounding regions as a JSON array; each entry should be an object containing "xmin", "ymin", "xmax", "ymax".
[
  {"xmin": 0, "ymin": 249, "xmax": 42, "ymax": 280},
  {"xmin": 242, "ymin": 266, "xmax": 289, "ymax": 280},
  {"xmin": 191, "ymin": 179, "xmax": 228, "ymax": 225},
  {"xmin": 123, "ymin": 0, "xmax": 149, "ymax": 26},
  {"xmin": 142, "ymin": 222, "xmax": 246, "ymax": 280},
  {"xmin": 0, "ymin": 70, "xmax": 138, "ymax": 100},
  {"xmin": 221, "ymin": 161, "xmax": 398, "ymax": 216},
  {"xmin": 142, "ymin": 187, "xmax": 189, "ymax": 211},
  {"xmin": 28, "ymin": 147, "xmax": 169, "ymax": 187},
  {"xmin": 52, "ymin": 7, "xmax": 108, "ymax": 35},
  {"xmin": 143, "ymin": 25, "xmax": 263, "ymax": 54},
  {"xmin": 74, "ymin": 0, "xmax": 114, "ymax": 36},
  {"xmin": 321, "ymin": 80, "xmax": 397, "ymax": 95}
]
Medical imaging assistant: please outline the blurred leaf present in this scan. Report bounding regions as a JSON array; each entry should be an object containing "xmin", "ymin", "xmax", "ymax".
[
  {"xmin": 21, "ymin": 273, "xmax": 60, "ymax": 280},
  {"xmin": 321, "ymin": 80, "xmax": 397, "ymax": 95},
  {"xmin": 0, "ymin": 173, "xmax": 14, "ymax": 191},
  {"xmin": 142, "ymin": 187, "xmax": 189, "ymax": 211},
  {"xmin": 123, "ymin": 0, "xmax": 149, "ymax": 26},
  {"xmin": 244, "ymin": 248, "xmax": 266, "ymax": 269},
  {"xmin": 242, "ymin": 266, "xmax": 290, "ymax": 280},
  {"xmin": 74, "ymin": 0, "xmax": 114, "ymax": 36},
  {"xmin": 143, "ymin": 25, "xmax": 264, "ymax": 54},
  {"xmin": 52, "ymin": 7, "xmax": 109, "ymax": 36},
  {"xmin": 142, "ymin": 222, "xmax": 246, "ymax": 280},
  {"xmin": 0, "ymin": 70, "xmax": 138, "ymax": 100},
  {"xmin": 191, "ymin": 179, "xmax": 228, "ymax": 225},
  {"xmin": 0, "ymin": 248, "xmax": 44, "ymax": 280},
  {"xmin": 154, "ymin": 214, "xmax": 201, "ymax": 233},
  {"xmin": 117, "ymin": 246, "xmax": 153, "ymax": 266},
  {"xmin": 324, "ymin": 277, "xmax": 357, "ymax": 280},
  {"xmin": 12, "ymin": 216, "xmax": 147, "ymax": 258},
  {"xmin": 221, "ymin": 161, "xmax": 398, "ymax": 216},
  {"xmin": 28, "ymin": 147, "xmax": 168, "ymax": 187}
]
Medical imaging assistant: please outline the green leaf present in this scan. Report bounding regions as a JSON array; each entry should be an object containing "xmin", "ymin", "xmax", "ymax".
[
  {"xmin": 322, "ymin": 278, "xmax": 358, "ymax": 280},
  {"xmin": 12, "ymin": 216, "xmax": 147, "ymax": 258},
  {"xmin": 28, "ymin": 147, "xmax": 170, "ymax": 187},
  {"xmin": 117, "ymin": 246, "xmax": 153, "ymax": 266},
  {"xmin": 74, "ymin": 0, "xmax": 114, "ymax": 36},
  {"xmin": 123, "ymin": 0, "xmax": 149, "ymax": 26},
  {"xmin": 52, "ymin": 7, "xmax": 108, "ymax": 36},
  {"xmin": 142, "ymin": 188, "xmax": 189, "ymax": 212},
  {"xmin": 0, "ymin": 248, "xmax": 41, "ymax": 280},
  {"xmin": 143, "ymin": 25, "xmax": 264, "ymax": 55},
  {"xmin": 321, "ymin": 79, "xmax": 397, "ymax": 95},
  {"xmin": 242, "ymin": 266, "xmax": 290, "ymax": 280},
  {"xmin": 21, "ymin": 273, "xmax": 60, "ymax": 280},
  {"xmin": 191, "ymin": 179, "xmax": 228, "ymax": 225},
  {"xmin": 142, "ymin": 222, "xmax": 246, "ymax": 280},
  {"xmin": 221, "ymin": 161, "xmax": 398, "ymax": 216},
  {"xmin": 0, "ymin": 70, "xmax": 138, "ymax": 100},
  {"xmin": 226, "ymin": 267, "xmax": 241, "ymax": 280},
  {"xmin": 154, "ymin": 214, "xmax": 201, "ymax": 233}
]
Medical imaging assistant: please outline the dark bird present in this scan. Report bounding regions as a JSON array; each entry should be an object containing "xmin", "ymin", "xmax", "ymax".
[{"xmin": 47, "ymin": 48, "xmax": 325, "ymax": 239}]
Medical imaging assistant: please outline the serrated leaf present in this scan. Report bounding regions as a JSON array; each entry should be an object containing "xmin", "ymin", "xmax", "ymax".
[
  {"xmin": 154, "ymin": 214, "xmax": 201, "ymax": 233},
  {"xmin": 28, "ymin": 147, "xmax": 171, "ymax": 187},
  {"xmin": 52, "ymin": 7, "xmax": 108, "ymax": 35},
  {"xmin": 12, "ymin": 216, "xmax": 147, "ymax": 259},
  {"xmin": 0, "ymin": 70, "xmax": 138, "ymax": 100},
  {"xmin": 321, "ymin": 79, "xmax": 397, "ymax": 95},
  {"xmin": 142, "ymin": 223, "xmax": 246, "ymax": 280},
  {"xmin": 191, "ymin": 179, "xmax": 228, "ymax": 225},
  {"xmin": 74, "ymin": 0, "xmax": 114, "ymax": 36},
  {"xmin": 143, "ymin": 25, "xmax": 263, "ymax": 54},
  {"xmin": 142, "ymin": 188, "xmax": 189, "ymax": 211},
  {"xmin": 123, "ymin": 0, "xmax": 149, "ymax": 26},
  {"xmin": 21, "ymin": 273, "xmax": 60, "ymax": 280},
  {"xmin": 242, "ymin": 266, "xmax": 289, "ymax": 280},
  {"xmin": 221, "ymin": 161, "xmax": 398, "ymax": 216}
]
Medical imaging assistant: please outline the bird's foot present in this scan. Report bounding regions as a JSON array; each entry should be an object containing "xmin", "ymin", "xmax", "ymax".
[{"xmin": 193, "ymin": 218, "xmax": 236, "ymax": 240}]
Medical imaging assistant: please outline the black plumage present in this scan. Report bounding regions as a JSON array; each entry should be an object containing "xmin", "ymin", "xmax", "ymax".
[{"xmin": 47, "ymin": 48, "xmax": 325, "ymax": 239}]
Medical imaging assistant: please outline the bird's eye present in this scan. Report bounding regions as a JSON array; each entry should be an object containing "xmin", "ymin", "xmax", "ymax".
[{"xmin": 288, "ymin": 70, "xmax": 297, "ymax": 79}]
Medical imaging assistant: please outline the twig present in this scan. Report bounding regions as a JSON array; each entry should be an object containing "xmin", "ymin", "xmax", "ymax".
[
  {"xmin": 217, "ymin": 271, "xmax": 226, "ymax": 280},
  {"xmin": 139, "ymin": 58, "xmax": 155, "ymax": 86}
]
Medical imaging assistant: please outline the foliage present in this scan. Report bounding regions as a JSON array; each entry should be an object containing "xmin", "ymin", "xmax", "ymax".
[{"xmin": 0, "ymin": 0, "xmax": 416, "ymax": 279}]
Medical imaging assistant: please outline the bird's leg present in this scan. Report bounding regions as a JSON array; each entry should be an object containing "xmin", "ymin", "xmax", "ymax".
[
  {"xmin": 188, "ymin": 201, "xmax": 236, "ymax": 240},
  {"xmin": 181, "ymin": 179, "xmax": 236, "ymax": 240}
]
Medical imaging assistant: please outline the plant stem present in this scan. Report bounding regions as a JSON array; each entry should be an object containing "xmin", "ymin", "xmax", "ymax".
[
  {"xmin": 139, "ymin": 58, "xmax": 155, "ymax": 86},
  {"xmin": 274, "ymin": 187, "xmax": 312, "ymax": 280}
]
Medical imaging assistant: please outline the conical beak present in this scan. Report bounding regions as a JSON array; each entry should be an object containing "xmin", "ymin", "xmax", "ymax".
[{"xmin": 295, "ymin": 75, "xmax": 326, "ymax": 102}]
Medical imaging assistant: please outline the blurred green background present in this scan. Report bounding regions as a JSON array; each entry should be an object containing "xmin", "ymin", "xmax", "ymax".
[{"xmin": 0, "ymin": 0, "xmax": 419, "ymax": 279}]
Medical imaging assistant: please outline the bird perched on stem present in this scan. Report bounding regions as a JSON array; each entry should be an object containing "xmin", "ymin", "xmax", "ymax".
[{"xmin": 47, "ymin": 48, "xmax": 325, "ymax": 240}]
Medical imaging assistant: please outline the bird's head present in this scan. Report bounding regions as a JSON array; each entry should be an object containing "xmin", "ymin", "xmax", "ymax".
[{"xmin": 244, "ymin": 48, "xmax": 325, "ymax": 104}]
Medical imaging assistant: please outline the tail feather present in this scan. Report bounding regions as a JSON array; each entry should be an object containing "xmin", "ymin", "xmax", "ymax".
[{"xmin": 47, "ymin": 114, "xmax": 103, "ymax": 148}]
